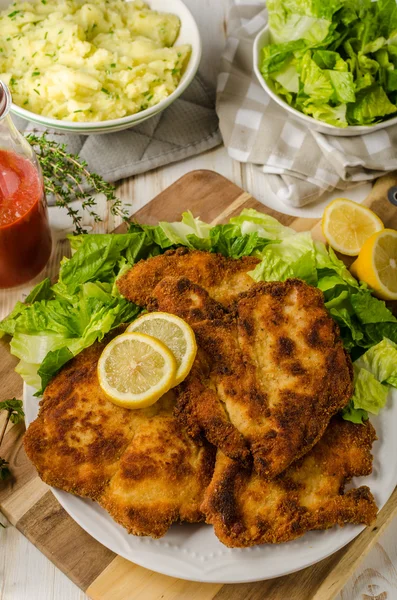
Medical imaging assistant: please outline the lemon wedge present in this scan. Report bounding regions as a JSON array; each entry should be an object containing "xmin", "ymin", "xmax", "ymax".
[
  {"xmin": 98, "ymin": 332, "xmax": 177, "ymax": 408},
  {"xmin": 350, "ymin": 229, "xmax": 397, "ymax": 300},
  {"xmin": 322, "ymin": 198, "xmax": 384, "ymax": 256},
  {"xmin": 127, "ymin": 312, "xmax": 197, "ymax": 385}
]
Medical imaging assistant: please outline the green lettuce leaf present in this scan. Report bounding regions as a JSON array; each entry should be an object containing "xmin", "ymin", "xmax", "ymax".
[
  {"xmin": 267, "ymin": 0, "xmax": 343, "ymax": 45},
  {"xmin": 347, "ymin": 84, "xmax": 397, "ymax": 124},
  {"xmin": 36, "ymin": 348, "xmax": 74, "ymax": 396},
  {"xmin": 350, "ymin": 291, "xmax": 397, "ymax": 324},
  {"xmin": 302, "ymin": 102, "xmax": 348, "ymax": 127},
  {"xmin": 229, "ymin": 208, "xmax": 296, "ymax": 240},
  {"xmin": 350, "ymin": 366, "xmax": 390, "ymax": 415},
  {"xmin": 328, "ymin": 70, "xmax": 356, "ymax": 103},
  {"xmin": 300, "ymin": 51, "xmax": 334, "ymax": 101},
  {"xmin": 355, "ymin": 338, "xmax": 397, "ymax": 385},
  {"xmin": 261, "ymin": 40, "xmax": 306, "ymax": 77},
  {"xmin": 341, "ymin": 401, "xmax": 369, "ymax": 424},
  {"xmin": 249, "ymin": 232, "xmax": 317, "ymax": 285}
]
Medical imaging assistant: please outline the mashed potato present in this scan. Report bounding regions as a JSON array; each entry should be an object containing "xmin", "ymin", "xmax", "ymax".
[{"xmin": 0, "ymin": 0, "xmax": 191, "ymax": 121}]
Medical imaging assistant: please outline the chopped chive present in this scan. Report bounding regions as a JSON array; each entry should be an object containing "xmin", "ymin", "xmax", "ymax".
[
  {"xmin": 32, "ymin": 51, "xmax": 37, "ymax": 57},
  {"xmin": 32, "ymin": 70, "xmax": 40, "ymax": 76},
  {"xmin": 73, "ymin": 109, "xmax": 83, "ymax": 113},
  {"xmin": 8, "ymin": 10, "xmax": 20, "ymax": 18},
  {"xmin": 41, "ymin": 0, "xmax": 47, "ymax": 4},
  {"xmin": 44, "ymin": 32, "xmax": 48, "ymax": 39},
  {"xmin": 23, "ymin": 99, "xmax": 28, "ymax": 105},
  {"xmin": 101, "ymin": 87, "xmax": 110, "ymax": 94},
  {"xmin": 33, "ymin": 88, "xmax": 40, "ymax": 95},
  {"xmin": 127, "ymin": 66, "xmax": 132, "ymax": 70},
  {"xmin": 110, "ymin": 63, "xmax": 116, "ymax": 67}
]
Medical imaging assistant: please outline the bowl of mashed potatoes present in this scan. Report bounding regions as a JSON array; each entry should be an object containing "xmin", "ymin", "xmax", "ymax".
[{"xmin": 0, "ymin": 0, "xmax": 201, "ymax": 133}]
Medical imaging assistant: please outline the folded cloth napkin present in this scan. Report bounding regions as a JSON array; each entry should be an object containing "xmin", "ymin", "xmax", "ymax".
[
  {"xmin": 15, "ymin": 74, "xmax": 221, "ymax": 187},
  {"xmin": 217, "ymin": 1, "xmax": 397, "ymax": 208}
]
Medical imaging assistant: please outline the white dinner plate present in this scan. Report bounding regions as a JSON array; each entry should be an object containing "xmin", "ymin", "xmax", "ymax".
[{"xmin": 24, "ymin": 383, "xmax": 397, "ymax": 584}]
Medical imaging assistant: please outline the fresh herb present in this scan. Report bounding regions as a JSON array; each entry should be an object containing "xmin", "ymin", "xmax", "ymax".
[
  {"xmin": 101, "ymin": 87, "xmax": 110, "ymax": 95},
  {"xmin": 7, "ymin": 10, "xmax": 20, "ymax": 18},
  {"xmin": 33, "ymin": 88, "xmax": 40, "ymax": 95},
  {"xmin": 32, "ymin": 70, "xmax": 40, "ymax": 76},
  {"xmin": 23, "ymin": 99, "xmax": 28, "ymax": 105},
  {"xmin": 110, "ymin": 63, "xmax": 116, "ymax": 68},
  {"xmin": 0, "ymin": 399, "xmax": 24, "ymax": 481},
  {"xmin": 26, "ymin": 133, "xmax": 130, "ymax": 235}
]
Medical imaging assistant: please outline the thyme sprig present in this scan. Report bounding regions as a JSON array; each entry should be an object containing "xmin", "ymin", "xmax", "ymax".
[
  {"xmin": 26, "ymin": 133, "xmax": 131, "ymax": 235},
  {"xmin": 0, "ymin": 399, "xmax": 25, "ymax": 482}
]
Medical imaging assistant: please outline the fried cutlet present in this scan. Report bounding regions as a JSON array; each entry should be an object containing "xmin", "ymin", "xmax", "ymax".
[
  {"xmin": 148, "ymin": 277, "xmax": 354, "ymax": 479},
  {"xmin": 117, "ymin": 247, "xmax": 260, "ymax": 307},
  {"xmin": 202, "ymin": 417, "xmax": 378, "ymax": 547},
  {"xmin": 24, "ymin": 335, "xmax": 215, "ymax": 538}
]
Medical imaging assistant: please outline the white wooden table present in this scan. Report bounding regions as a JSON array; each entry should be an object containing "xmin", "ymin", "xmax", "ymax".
[{"xmin": 1, "ymin": 1, "xmax": 397, "ymax": 598}]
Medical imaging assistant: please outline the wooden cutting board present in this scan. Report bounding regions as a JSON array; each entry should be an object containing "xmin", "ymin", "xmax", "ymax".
[{"xmin": 1, "ymin": 170, "xmax": 397, "ymax": 600}]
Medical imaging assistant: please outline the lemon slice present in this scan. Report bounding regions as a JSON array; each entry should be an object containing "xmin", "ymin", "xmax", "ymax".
[
  {"xmin": 127, "ymin": 312, "xmax": 197, "ymax": 385},
  {"xmin": 322, "ymin": 198, "xmax": 384, "ymax": 256},
  {"xmin": 350, "ymin": 229, "xmax": 397, "ymax": 300},
  {"xmin": 98, "ymin": 332, "xmax": 177, "ymax": 408}
]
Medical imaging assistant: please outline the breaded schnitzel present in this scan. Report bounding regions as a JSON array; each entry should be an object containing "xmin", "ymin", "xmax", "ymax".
[
  {"xmin": 149, "ymin": 277, "xmax": 354, "ymax": 478},
  {"xmin": 24, "ymin": 334, "xmax": 215, "ymax": 538},
  {"xmin": 202, "ymin": 417, "xmax": 378, "ymax": 547},
  {"xmin": 117, "ymin": 247, "xmax": 259, "ymax": 308}
]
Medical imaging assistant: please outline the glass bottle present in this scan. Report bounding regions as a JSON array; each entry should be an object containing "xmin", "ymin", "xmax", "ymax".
[{"xmin": 0, "ymin": 81, "xmax": 52, "ymax": 289}]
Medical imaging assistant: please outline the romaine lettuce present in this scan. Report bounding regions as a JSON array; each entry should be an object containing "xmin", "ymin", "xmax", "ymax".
[{"xmin": 263, "ymin": 0, "xmax": 397, "ymax": 127}]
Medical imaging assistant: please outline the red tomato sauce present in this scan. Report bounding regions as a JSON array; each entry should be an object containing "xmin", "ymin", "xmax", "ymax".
[{"xmin": 0, "ymin": 149, "xmax": 52, "ymax": 288}]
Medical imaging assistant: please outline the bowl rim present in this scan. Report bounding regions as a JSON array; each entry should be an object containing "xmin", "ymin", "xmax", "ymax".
[
  {"xmin": 9, "ymin": 0, "xmax": 202, "ymax": 131},
  {"xmin": 253, "ymin": 24, "xmax": 397, "ymax": 135}
]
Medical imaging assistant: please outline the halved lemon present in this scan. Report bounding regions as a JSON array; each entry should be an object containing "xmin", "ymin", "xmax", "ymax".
[
  {"xmin": 98, "ymin": 332, "xmax": 177, "ymax": 409},
  {"xmin": 322, "ymin": 198, "xmax": 384, "ymax": 256},
  {"xmin": 127, "ymin": 312, "xmax": 197, "ymax": 385},
  {"xmin": 350, "ymin": 229, "xmax": 397, "ymax": 300}
]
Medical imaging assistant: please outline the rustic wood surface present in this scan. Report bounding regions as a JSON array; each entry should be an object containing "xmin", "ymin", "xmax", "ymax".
[
  {"xmin": 1, "ymin": 0, "xmax": 397, "ymax": 598},
  {"xmin": 1, "ymin": 169, "xmax": 397, "ymax": 600}
]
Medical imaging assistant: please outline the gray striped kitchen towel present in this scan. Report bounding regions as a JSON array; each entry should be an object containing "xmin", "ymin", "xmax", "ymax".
[{"xmin": 217, "ymin": 1, "xmax": 397, "ymax": 207}]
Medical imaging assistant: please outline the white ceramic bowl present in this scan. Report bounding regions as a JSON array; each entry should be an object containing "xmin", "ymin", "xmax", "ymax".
[
  {"xmin": 0, "ymin": 0, "xmax": 202, "ymax": 134},
  {"xmin": 253, "ymin": 25, "xmax": 397, "ymax": 137}
]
